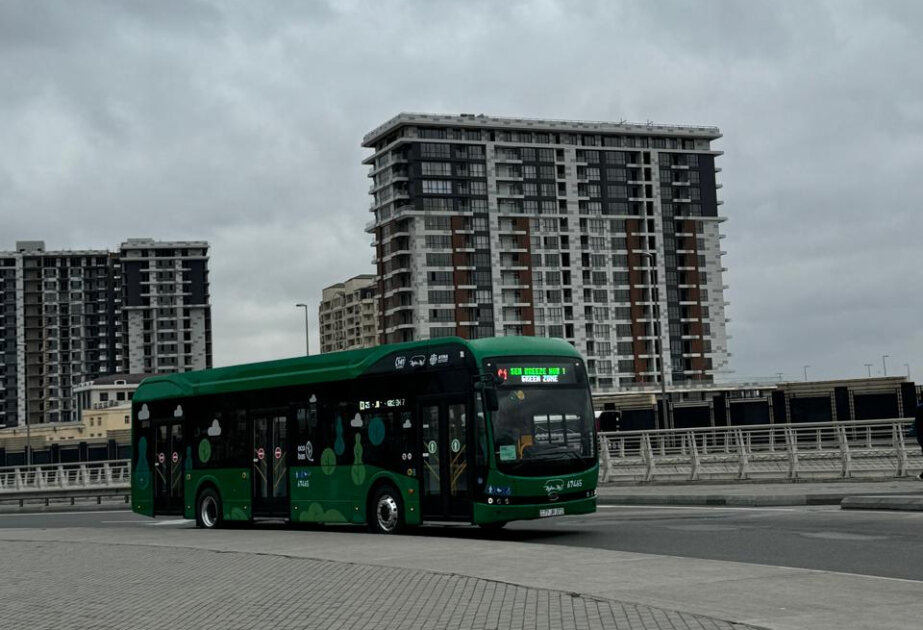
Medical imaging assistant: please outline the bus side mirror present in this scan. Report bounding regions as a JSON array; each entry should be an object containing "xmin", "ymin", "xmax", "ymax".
[{"xmin": 484, "ymin": 386, "xmax": 499, "ymax": 412}]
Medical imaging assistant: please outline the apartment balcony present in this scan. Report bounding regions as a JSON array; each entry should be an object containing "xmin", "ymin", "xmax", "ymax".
[
  {"xmin": 379, "ymin": 248, "xmax": 411, "ymax": 263},
  {"xmin": 383, "ymin": 304, "xmax": 414, "ymax": 318},
  {"xmin": 384, "ymin": 322, "xmax": 416, "ymax": 335},
  {"xmin": 496, "ymin": 226, "xmax": 527, "ymax": 236}
]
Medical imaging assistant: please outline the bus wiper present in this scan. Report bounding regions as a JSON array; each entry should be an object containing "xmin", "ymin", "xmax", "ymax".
[{"xmin": 530, "ymin": 447, "xmax": 582, "ymax": 462}]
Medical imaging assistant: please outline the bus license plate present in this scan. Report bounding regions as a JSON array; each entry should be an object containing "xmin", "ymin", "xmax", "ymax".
[{"xmin": 539, "ymin": 507, "xmax": 564, "ymax": 518}]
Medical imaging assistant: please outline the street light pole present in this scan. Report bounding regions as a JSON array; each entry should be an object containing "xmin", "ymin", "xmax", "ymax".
[
  {"xmin": 295, "ymin": 303, "xmax": 310, "ymax": 356},
  {"xmin": 906, "ymin": 363, "xmax": 911, "ymax": 378},
  {"xmin": 803, "ymin": 364, "xmax": 810, "ymax": 381},
  {"xmin": 882, "ymin": 355, "xmax": 889, "ymax": 377},
  {"xmin": 864, "ymin": 363, "xmax": 873, "ymax": 378},
  {"xmin": 640, "ymin": 251, "xmax": 669, "ymax": 430}
]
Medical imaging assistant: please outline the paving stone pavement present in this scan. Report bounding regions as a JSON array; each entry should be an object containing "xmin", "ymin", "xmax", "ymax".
[{"xmin": 0, "ymin": 540, "xmax": 761, "ymax": 630}]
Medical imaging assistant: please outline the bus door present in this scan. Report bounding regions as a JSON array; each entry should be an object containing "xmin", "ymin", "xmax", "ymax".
[
  {"xmin": 251, "ymin": 412, "xmax": 289, "ymax": 516},
  {"xmin": 153, "ymin": 420, "xmax": 185, "ymax": 514},
  {"xmin": 419, "ymin": 395, "xmax": 473, "ymax": 520}
]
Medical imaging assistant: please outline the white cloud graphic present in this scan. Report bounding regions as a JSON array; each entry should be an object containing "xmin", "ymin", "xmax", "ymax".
[
  {"xmin": 207, "ymin": 419, "xmax": 222, "ymax": 437},
  {"xmin": 138, "ymin": 404, "xmax": 150, "ymax": 421},
  {"xmin": 173, "ymin": 405, "xmax": 183, "ymax": 418},
  {"xmin": 350, "ymin": 412, "xmax": 363, "ymax": 428}
]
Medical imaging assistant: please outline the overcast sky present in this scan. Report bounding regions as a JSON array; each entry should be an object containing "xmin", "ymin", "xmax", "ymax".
[{"xmin": 2, "ymin": 0, "xmax": 921, "ymax": 383}]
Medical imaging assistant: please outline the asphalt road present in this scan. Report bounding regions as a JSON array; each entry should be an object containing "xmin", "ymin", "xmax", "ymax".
[{"xmin": 3, "ymin": 505, "xmax": 923, "ymax": 582}]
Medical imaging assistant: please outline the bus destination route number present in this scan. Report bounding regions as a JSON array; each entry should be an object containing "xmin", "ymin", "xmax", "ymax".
[{"xmin": 495, "ymin": 364, "xmax": 577, "ymax": 385}]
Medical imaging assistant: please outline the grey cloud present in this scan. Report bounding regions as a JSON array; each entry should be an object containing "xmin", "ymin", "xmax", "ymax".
[{"xmin": 1, "ymin": 0, "xmax": 920, "ymax": 380}]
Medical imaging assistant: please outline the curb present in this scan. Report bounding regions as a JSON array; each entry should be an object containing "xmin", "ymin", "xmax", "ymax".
[
  {"xmin": 0, "ymin": 501, "xmax": 129, "ymax": 515},
  {"xmin": 840, "ymin": 496, "xmax": 923, "ymax": 511},
  {"xmin": 597, "ymin": 494, "xmax": 844, "ymax": 507}
]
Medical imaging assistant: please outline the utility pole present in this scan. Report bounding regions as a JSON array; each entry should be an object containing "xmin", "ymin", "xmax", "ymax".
[
  {"xmin": 803, "ymin": 365, "xmax": 810, "ymax": 381},
  {"xmin": 864, "ymin": 363, "xmax": 873, "ymax": 378},
  {"xmin": 882, "ymin": 355, "xmax": 889, "ymax": 377}
]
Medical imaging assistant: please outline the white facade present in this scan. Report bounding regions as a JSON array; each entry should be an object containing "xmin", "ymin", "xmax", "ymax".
[
  {"xmin": 365, "ymin": 113, "xmax": 730, "ymax": 390},
  {"xmin": 319, "ymin": 275, "xmax": 379, "ymax": 354}
]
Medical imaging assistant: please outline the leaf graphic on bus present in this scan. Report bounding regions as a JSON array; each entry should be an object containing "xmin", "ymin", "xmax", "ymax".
[
  {"xmin": 320, "ymin": 448, "xmax": 336, "ymax": 475},
  {"xmin": 368, "ymin": 416, "xmax": 385, "ymax": 446},
  {"xmin": 134, "ymin": 437, "xmax": 150, "ymax": 490},
  {"xmin": 351, "ymin": 433, "xmax": 366, "ymax": 485},
  {"xmin": 334, "ymin": 416, "xmax": 345, "ymax": 455}
]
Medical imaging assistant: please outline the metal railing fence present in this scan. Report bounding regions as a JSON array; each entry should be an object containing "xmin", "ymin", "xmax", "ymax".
[
  {"xmin": 598, "ymin": 418, "xmax": 920, "ymax": 483},
  {"xmin": 0, "ymin": 460, "xmax": 131, "ymax": 493}
]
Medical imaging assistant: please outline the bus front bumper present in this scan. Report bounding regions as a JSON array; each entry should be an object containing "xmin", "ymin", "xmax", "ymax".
[{"xmin": 473, "ymin": 496, "xmax": 596, "ymax": 524}]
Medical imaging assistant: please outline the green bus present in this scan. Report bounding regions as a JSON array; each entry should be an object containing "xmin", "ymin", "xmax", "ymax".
[{"xmin": 131, "ymin": 336, "xmax": 598, "ymax": 533}]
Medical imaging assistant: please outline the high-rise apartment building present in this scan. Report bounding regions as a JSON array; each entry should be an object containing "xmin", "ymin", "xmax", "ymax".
[
  {"xmin": 318, "ymin": 274, "xmax": 379, "ymax": 354},
  {"xmin": 0, "ymin": 239, "xmax": 211, "ymax": 427},
  {"xmin": 119, "ymin": 238, "xmax": 212, "ymax": 374},
  {"xmin": 364, "ymin": 113, "xmax": 729, "ymax": 391}
]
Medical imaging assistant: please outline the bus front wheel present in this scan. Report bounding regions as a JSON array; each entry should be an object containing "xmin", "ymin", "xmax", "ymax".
[
  {"xmin": 368, "ymin": 484, "xmax": 405, "ymax": 535},
  {"xmin": 196, "ymin": 487, "xmax": 223, "ymax": 529}
]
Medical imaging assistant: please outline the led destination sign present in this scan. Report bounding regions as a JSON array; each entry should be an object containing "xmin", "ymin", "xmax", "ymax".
[{"xmin": 494, "ymin": 363, "xmax": 578, "ymax": 386}]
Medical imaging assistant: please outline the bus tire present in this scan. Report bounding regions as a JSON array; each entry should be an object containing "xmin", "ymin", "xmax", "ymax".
[
  {"xmin": 368, "ymin": 484, "xmax": 405, "ymax": 535},
  {"xmin": 196, "ymin": 487, "xmax": 223, "ymax": 529}
]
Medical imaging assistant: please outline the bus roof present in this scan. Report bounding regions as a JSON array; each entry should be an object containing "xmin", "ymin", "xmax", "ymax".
[{"xmin": 133, "ymin": 336, "xmax": 581, "ymax": 403}]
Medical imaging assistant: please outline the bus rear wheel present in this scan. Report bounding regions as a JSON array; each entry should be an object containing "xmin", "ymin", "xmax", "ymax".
[
  {"xmin": 196, "ymin": 487, "xmax": 223, "ymax": 529},
  {"xmin": 368, "ymin": 485, "xmax": 405, "ymax": 535}
]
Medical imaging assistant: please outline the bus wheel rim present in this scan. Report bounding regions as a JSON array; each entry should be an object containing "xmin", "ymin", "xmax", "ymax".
[
  {"xmin": 201, "ymin": 496, "xmax": 218, "ymax": 528},
  {"xmin": 376, "ymin": 495, "xmax": 398, "ymax": 531}
]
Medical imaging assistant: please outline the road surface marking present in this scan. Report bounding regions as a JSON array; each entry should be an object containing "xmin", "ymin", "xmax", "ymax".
[
  {"xmin": 151, "ymin": 519, "xmax": 194, "ymax": 526},
  {"xmin": 597, "ymin": 504, "xmax": 801, "ymax": 512},
  {"xmin": 0, "ymin": 509, "xmax": 133, "ymax": 517}
]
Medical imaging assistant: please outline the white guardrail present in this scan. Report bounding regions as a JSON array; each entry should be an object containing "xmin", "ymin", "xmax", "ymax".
[
  {"xmin": 1, "ymin": 419, "xmax": 919, "ymax": 497},
  {"xmin": 0, "ymin": 460, "xmax": 131, "ymax": 494},
  {"xmin": 598, "ymin": 418, "xmax": 921, "ymax": 483}
]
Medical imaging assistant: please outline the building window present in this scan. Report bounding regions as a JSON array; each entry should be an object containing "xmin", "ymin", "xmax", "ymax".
[
  {"xmin": 420, "ymin": 143, "xmax": 451, "ymax": 159},
  {"xmin": 422, "ymin": 180, "xmax": 452, "ymax": 195},
  {"xmin": 421, "ymin": 162, "xmax": 452, "ymax": 176}
]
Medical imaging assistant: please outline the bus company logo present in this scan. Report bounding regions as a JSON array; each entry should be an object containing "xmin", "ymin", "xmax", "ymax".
[
  {"xmin": 409, "ymin": 355, "xmax": 426, "ymax": 368},
  {"xmin": 429, "ymin": 353, "xmax": 438, "ymax": 366},
  {"xmin": 543, "ymin": 479, "xmax": 565, "ymax": 501},
  {"xmin": 394, "ymin": 356, "xmax": 406, "ymax": 370}
]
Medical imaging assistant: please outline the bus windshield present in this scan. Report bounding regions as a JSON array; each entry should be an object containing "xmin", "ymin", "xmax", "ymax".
[{"xmin": 485, "ymin": 358, "xmax": 596, "ymax": 476}]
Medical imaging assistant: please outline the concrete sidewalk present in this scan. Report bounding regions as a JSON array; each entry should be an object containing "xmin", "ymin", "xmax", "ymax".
[
  {"xmin": 2, "ymin": 525, "xmax": 921, "ymax": 630},
  {"xmin": 598, "ymin": 478, "xmax": 923, "ymax": 510}
]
